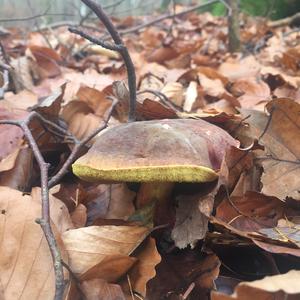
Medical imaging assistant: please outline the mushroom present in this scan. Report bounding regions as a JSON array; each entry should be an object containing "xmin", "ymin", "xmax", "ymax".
[{"xmin": 72, "ymin": 118, "xmax": 238, "ymax": 226}]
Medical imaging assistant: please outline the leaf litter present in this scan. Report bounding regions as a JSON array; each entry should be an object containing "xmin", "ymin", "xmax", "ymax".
[{"xmin": 0, "ymin": 3, "xmax": 300, "ymax": 300}]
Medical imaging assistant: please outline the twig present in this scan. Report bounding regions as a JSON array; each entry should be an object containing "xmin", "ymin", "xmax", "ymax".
[
  {"xmin": 182, "ymin": 282, "xmax": 195, "ymax": 300},
  {"xmin": 0, "ymin": 112, "xmax": 65, "ymax": 300},
  {"xmin": 48, "ymin": 98, "xmax": 118, "ymax": 188},
  {"xmin": 0, "ymin": 96, "xmax": 117, "ymax": 298},
  {"xmin": 137, "ymin": 89, "xmax": 182, "ymax": 111},
  {"xmin": 258, "ymin": 106, "xmax": 275, "ymax": 142},
  {"xmin": 101, "ymin": 0, "xmax": 220, "ymax": 39},
  {"xmin": 70, "ymin": 0, "xmax": 136, "ymax": 122},
  {"xmin": 62, "ymin": 260, "xmax": 86, "ymax": 300},
  {"xmin": 69, "ymin": 27, "xmax": 123, "ymax": 51}
]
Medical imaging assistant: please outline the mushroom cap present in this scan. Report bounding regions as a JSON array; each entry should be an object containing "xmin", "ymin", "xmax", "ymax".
[{"xmin": 72, "ymin": 119, "xmax": 239, "ymax": 182}]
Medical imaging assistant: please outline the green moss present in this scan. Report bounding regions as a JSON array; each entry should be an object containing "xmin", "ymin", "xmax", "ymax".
[{"xmin": 72, "ymin": 163, "xmax": 218, "ymax": 183}]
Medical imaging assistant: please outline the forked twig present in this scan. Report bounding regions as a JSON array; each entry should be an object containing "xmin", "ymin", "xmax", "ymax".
[
  {"xmin": 69, "ymin": 0, "xmax": 136, "ymax": 122},
  {"xmin": 0, "ymin": 112, "xmax": 65, "ymax": 299},
  {"xmin": 0, "ymin": 99, "xmax": 117, "ymax": 299}
]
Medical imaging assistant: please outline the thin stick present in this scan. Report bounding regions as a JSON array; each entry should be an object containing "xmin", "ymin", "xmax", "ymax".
[
  {"xmin": 0, "ymin": 112, "xmax": 65, "ymax": 300},
  {"xmin": 70, "ymin": 0, "xmax": 136, "ymax": 122},
  {"xmin": 102, "ymin": 0, "xmax": 220, "ymax": 39},
  {"xmin": 48, "ymin": 98, "xmax": 118, "ymax": 188}
]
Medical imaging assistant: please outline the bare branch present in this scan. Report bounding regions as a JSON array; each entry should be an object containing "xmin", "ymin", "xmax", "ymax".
[
  {"xmin": 70, "ymin": 0, "xmax": 137, "ymax": 122},
  {"xmin": 69, "ymin": 27, "xmax": 124, "ymax": 51},
  {"xmin": 102, "ymin": 0, "xmax": 220, "ymax": 39},
  {"xmin": 0, "ymin": 112, "xmax": 65, "ymax": 300},
  {"xmin": 48, "ymin": 98, "xmax": 118, "ymax": 188}
]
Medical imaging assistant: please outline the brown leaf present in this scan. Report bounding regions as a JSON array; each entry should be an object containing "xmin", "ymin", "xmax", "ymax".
[
  {"xmin": 137, "ymin": 99, "xmax": 177, "ymax": 120},
  {"xmin": 80, "ymin": 255, "xmax": 137, "ymax": 282},
  {"xmin": 31, "ymin": 83, "xmax": 66, "ymax": 119},
  {"xmin": 160, "ymin": 82, "xmax": 184, "ymax": 107},
  {"xmin": 70, "ymin": 204, "xmax": 87, "ymax": 228},
  {"xmin": 82, "ymin": 183, "xmax": 136, "ymax": 224},
  {"xmin": 279, "ymin": 46, "xmax": 300, "ymax": 72},
  {"xmin": 0, "ymin": 187, "xmax": 72, "ymax": 300},
  {"xmin": 230, "ymin": 77, "xmax": 271, "ymax": 109},
  {"xmin": 29, "ymin": 45, "xmax": 61, "ymax": 78},
  {"xmin": 61, "ymin": 100, "xmax": 103, "ymax": 141},
  {"xmin": 216, "ymin": 191, "xmax": 285, "ymax": 232},
  {"xmin": 218, "ymin": 56, "xmax": 261, "ymax": 80},
  {"xmin": 172, "ymin": 191, "xmax": 215, "ymax": 248},
  {"xmin": 0, "ymin": 143, "xmax": 34, "ymax": 191},
  {"xmin": 147, "ymin": 46, "xmax": 179, "ymax": 63},
  {"xmin": 76, "ymin": 85, "xmax": 112, "ymax": 117},
  {"xmin": 62, "ymin": 225, "xmax": 149, "ymax": 275},
  {"xmin": 212, "ymin": 270, "xmax": 300, "ymax": 300},
  {"xmin": 122, "ymin": 237, "xmax": 161, "ymax": 297},
  {"xmin": 241, "ymin": 99, "xmax": 300, "ymax": 200},
  {"xmin": 81, "ymin": 279, "xmax": 126, "ymax": 300},
  {"xmin": 0, "ymin": 107, "xmax": 27, "ymax": 161},
  {"xmin": 147, "ymin": 251, "xmax": 220, "ymax": 300}
]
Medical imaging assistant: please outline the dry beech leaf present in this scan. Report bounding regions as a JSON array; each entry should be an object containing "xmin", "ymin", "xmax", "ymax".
[
  {"xmin": 212, "ymin": 270, "xmax": 300, "ymax": 300},
  {"xmin": 0, "ymin": 144, "xmax": 34, "ymax": 191},
  {"xmin": 241, "ymin": 99, "xmax": 300, "ymax": 200},
  {"xmin": 29, "ymin": 45, "xmax": 61, "ymax": 78},
  {"xmin": 81, "ymin": 279, "xmax": 126, "ymax": 300},
  {"xmin": 198, "ymin": 73, "xmax": 225, "ymax": 98},
  {"xmin": 122, "ymin": 237, "xmax": 161, "ymax": 297},
  {"xmin": 147, "ymin": 46, "xmax": 179, "ymax": 63},
  {"xmin": 84, "ymin": 183, "xmax": 136, "ymax": 225},
  {"xmin": 137, "ymin": 99, "xmax": 177, "ymax": 120},
  {"xmin": 62, "ymin": 225, "xmax": 149, "ymax": 275},
  {"xmin": 216, "ymin": 191, "xmax": 285, "ymax": 232},
  {"xmin": 260, "ymin": 66, "xmax": 300, "ymax": 88},
  {"xmin": 160, "ymin": 82, "xmax": 184, "ymax": 107},
  {"xmin": 218, "ymin": 56, "xmax": 261, "ymax": 80},
  {"xmin": 3, "ymin": 89, "xmax": 38, "ymax": 111},
  {"xmin": 197, "ymin": 66, "xmax": 229, "ymax": 86},
  {"xmin": 230, "ymin": 77, "xmax": 271, "ymax": 109},
  {"xmin": 172, "ymin": 191, "xmax": 215, "ymax": 248},
  {"xmin": 0, "ymin": 108, "xmax": 27, "ymax": 161},
  {"xmin": 147, "ymin": 252, "xmax": 220, "ymax": 299},
  {"xmin": 76, "ymin": 85, "xmax": 112, "ymax": 117},
  {"xmin": 31, "ymin": 83, "xmax": 66, "ymax": 119},
  {"xmin": 0, "ymin": 187, "xmax": 72, "ymax": 300},
  {"xmin": 62, "ymin": 101, "xmax": 103, "ymax": 141},
  {"xmin": 70, "ymin": 203, "xmax": 87, "ymax": 228},
  {"xmin": 80, "ymin": 255, "xmax": 137, "ymax": 283}
]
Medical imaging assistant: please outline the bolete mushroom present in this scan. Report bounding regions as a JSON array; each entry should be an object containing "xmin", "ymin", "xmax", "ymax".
[{"xmin": 72, "ymin": 119, "xmax": 238, "ymax": 227}]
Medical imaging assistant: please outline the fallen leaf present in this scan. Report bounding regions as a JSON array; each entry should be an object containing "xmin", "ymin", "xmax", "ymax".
[
  {"xmin": 70, "ymin": 204, "xmax": 87, "ymax": 228},
  {"xmin": 62, "ymin": 225, "xmax": 149, "ymax": 275},
  {"xmin": 212, "ymin": 270, "xmax": 300, "ymax": 300},
  {"xmin": 81, "ymin": 279, "xmax": 126, "ymax": 300},
  {"xmin": 0, "ymin": 143, "xmax": 34, "ymax": 191},
  {"xmin": 172, "ymin": 191, "xmax": 215, "ymax": 248},
  {"xmin": 0, "ymin": 107, "xmax": 27, "ymax": 161},
  {"xmin": 121, "ymin": 237, "xmax": 161, "ymax": 297},
  {"xmin": 76, "ymin": 85, "xmax": 112, "ymax": 117},
  {"xmin": 29, "ymin": 45, "xmax": 61, "ymax": 78},
  {"xmin": 0, "ymin": 186, "xmax": 72, "ymax": 300},
  {"xmin": 241, "ymin": 99, "xmax": 300, "ymax": 200}
]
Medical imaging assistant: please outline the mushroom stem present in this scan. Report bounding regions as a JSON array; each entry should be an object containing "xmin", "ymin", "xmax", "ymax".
[{"xmin": 136, "ymin": 182, "xmax": 175, "ymax": 226}]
